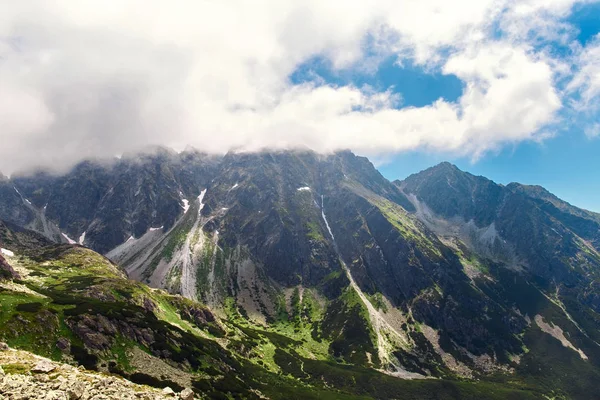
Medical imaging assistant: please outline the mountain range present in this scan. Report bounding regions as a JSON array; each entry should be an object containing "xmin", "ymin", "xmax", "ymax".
[{"xmin": 1, "ymin": 147, "xmax": 599, "ymax": 399}]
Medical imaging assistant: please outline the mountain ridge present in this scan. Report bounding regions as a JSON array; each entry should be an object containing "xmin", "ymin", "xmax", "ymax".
[{"xmin": 1, "ymin": 148, "xmax": 600, "ymax": 398}]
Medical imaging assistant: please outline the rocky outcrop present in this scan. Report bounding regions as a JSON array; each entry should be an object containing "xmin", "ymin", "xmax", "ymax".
[
  {"xmin": 66, "ymin": 314, "xmax": 155, "ymax": 351},
  {"xmin": 55, "ymin": 337, "xmax": 71, "ymax": 354},
  {"xmin": 65, "ymin": 315, "xmax": 117, "ymax": 351},
  {"xmin": 0, "ymin": 344, "xmax": 197, "ymax": 399},
  {"xmin": 0, "ymin": 254, "xmax": 20, "ymax": 280},
  {"xmin": 169, "ymin": 297, "xmax": 215, "ymax": 325}
]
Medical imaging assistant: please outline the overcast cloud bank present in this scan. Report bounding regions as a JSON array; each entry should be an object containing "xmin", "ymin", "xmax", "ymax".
[{"xmin": 0, "ymin": 0, "xmax": 598, "ymax": 174}]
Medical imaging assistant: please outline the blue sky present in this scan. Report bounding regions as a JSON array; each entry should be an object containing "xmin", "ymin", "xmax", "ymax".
[
  {"xmin": 290, "ymin": 3, "xmax": 600, "ymax": 212},
  {"xmin": 378, "ymin": 135, "xmax": 600, "ymax": 212},
  {"xmin": 384, "ymin": 2, "xmax": 600, "ymax": 212}
]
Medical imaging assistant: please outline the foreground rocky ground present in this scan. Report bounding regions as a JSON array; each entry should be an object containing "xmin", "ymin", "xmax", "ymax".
[{"xmin": 0, "ymin": 343, "xmax": 196, "ymax": 400}]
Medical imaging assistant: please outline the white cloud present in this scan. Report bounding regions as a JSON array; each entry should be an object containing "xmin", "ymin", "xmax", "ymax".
[
  {"xmin": 566, "ymin": 34, "xmax": 600, "ymax": 139},
  {"xmin": 0, "ymin": 0, "xmax": 594, "ymax": 174},
  {"xmin": 585, "ymin": 123, "xmax": 600, "ymax": 138},
  {"xmin": 568, "ymin": 34, "xmax": 600, "ymax": 105}
]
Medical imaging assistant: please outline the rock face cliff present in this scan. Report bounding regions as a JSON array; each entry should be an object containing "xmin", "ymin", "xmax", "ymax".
[
  {"xmin": 399, "ymin": 162, "xmax": 600, "ymax": 286},
  {"xmin": 1, "ymin": 149, "xmax": 600, "ymax": 398}
]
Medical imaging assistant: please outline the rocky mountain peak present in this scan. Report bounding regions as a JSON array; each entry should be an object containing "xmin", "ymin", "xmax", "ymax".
[
  {"xmin": 399, "ymin": 162, "xmax": 504, "ymax": 227},
  {"xmin": 400, "ymin": 161, "xmax": 487, "ymax": 189},
  {"xmin": 121, "ymin": 144, "xmax": 179, "ymax": 161},
  {"xmin": 429, "ymin": 161, "xmax": 460, "ymax": 172}
]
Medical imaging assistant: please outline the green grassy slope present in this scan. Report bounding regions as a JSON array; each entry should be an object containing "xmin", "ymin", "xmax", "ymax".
[{"xmin": 0, "ymin": 233, "xmax": 545, "ymax": 399}]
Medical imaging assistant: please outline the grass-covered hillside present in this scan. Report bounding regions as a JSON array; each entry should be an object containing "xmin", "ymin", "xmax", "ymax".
[{"xmin": 0, "ymin": 220, "xmax": 547, "ymax": 399}]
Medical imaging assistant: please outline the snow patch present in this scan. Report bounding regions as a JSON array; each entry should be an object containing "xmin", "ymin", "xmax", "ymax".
[
  {"xmin": 321, "ymin": 195, "xmax": 335, "ymax": 241},
  {"xmin": 13, "ymin": 187, "xmax": 32, "ymax": 205},
  {"xmin": 78, "ymin": 231, "xmax": 86, "ymax": 245},
  {"xmin": 297, "ymin": 186, "xmax": 311, "ymax": 192},
  {"xmin": 230, "ymin": 183, "xmax": 239, "ymax": 190},
  {"xmin": 149, "ymin": 226, "xmax": 164, "ymax": 232},
  {"xmin": 61, "ymin": 233, "xmax": 77, "ymax": 244},
  {"xmin": 1, "ymin": 248, "xmax": 15, "ymax": 257},
  {"xmin": 181, "ymin": 199, "xmax": 190, "ymax": 213},
  {"xmin": 179, "ymin": 191, "xmax": 190, "ymax": 214}
]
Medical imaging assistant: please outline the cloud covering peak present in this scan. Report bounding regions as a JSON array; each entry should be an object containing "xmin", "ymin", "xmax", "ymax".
[{"xmin": 0, "ymin": 0, "xmax": 598, "ymax": 174}]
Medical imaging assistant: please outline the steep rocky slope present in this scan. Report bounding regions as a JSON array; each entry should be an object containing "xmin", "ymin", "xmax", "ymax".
[
  {"xmin": 396, "ymin": 163, "xmax": 600, "ymax": 397},
  {"xmin": 0, "ymin": 344, "xmax": 194, "ymax": 400},
  {"xmin": 398, "ymin": 162, "xmax": 600, "ymax": 282},
  {"xmin": 0, "ymin": 220, "xmax": 542, "ymax": 399},
  {"xmin": 0, "ymin": 177, "xmax": 64, "ymax": 244},
  {"xmin": 5, "ymin": 148, "xmax": 220, "ymax": 254},
  {"xmin": 1, "ymin": 149, "xmax": 600, "ymax": 398},
  {"xmin": 398, "ymin": 163, "xmax": 600, "ymax": 317}
]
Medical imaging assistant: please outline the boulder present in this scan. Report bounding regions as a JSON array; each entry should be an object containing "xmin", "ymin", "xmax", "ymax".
[
  {"xmin": 180, "ymin": 388, "xmax": 194, "ymax": 400},
  {"xmin": 32, "ymin": 359, "xmax": 56, "ymax": 373},
  {"xmin": 0, "ymin": 254, "xmax": 20, "ymax": 280},
  {"xmin": 68, "ymin": 381, "xmax": 86, "ymax": 399},
  {"xmin": 56, "ymin": 337, "xmax": 71, "ymax": 353}
]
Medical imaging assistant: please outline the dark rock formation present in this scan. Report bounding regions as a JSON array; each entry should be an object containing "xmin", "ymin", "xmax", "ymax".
[{"xmin": 0, "ymin": 254, "xmax": 20, "ymax": 280}]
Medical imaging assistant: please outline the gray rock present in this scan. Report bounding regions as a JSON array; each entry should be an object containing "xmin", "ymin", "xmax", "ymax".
[
  {"xmin": 45, "ymin": 390, "xmax": 64, "ymax": 400},
  {"xmin": 0, "ymin": 254, "xmax": 20, "ymax": 281},
  {"xmin": 34, "ymin": 374, "xmax": 50, "ymax": 382},
  {"xmin": 32, "ymin": 359, "xmax": 56, "ymax": 373},
  {"xmin": 68, "ymin": 381, "xmax": 86, "ymax": 400},
  {"xmin": 162, "ymin": 387, "xmax": 175, "ymax": 396},
  {"xmin": 56, "ymin": 337, "xmax": 71, "ymax": 353},
  {"xmin": 179, "ymin": 388, "xmax": 194, "ymax": 400},
  {"xmin": 0, "ymin": 342, "xmax": 8, "ymax": 351}
]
